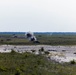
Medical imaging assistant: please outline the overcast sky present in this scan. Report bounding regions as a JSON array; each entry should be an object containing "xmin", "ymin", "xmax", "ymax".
[{"xmin": 0, "ymin": 0, "xmax": 76, "ymax": 32}]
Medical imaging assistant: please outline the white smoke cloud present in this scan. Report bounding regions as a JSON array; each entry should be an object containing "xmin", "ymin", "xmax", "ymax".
[{"xmin": 25, "ymin": 32, "xmax": 37, "ymax": 42}]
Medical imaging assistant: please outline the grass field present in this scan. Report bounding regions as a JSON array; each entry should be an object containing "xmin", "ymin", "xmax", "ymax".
[
  {"xmin": 0, "ymin": 51, "xmax": 76, "ymax": 75},
  {"xmin": 0, "ymin": 32, "xmax": 76, "ymax": 45}
]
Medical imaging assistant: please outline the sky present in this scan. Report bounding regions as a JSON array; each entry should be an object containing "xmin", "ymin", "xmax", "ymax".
[{"xmin": 0, "ymin": 0, "xmax": 76, "ymax": 32}]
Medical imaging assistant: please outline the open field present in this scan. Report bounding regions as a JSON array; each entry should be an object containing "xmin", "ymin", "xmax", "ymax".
[
  {"xmin": 1, "ymin": 32, "xmax": 76, "ymax": 62},
  {"xmin": 0, "ymin": 32, "xmax": 76, "ymax": 45},
  {"xmin": 0, "ymin": 52, "xmax": 76, "ymax": 75},
  {"xmin": 0, "ymin": 32, "xmax": 76, "ymax": 74}
]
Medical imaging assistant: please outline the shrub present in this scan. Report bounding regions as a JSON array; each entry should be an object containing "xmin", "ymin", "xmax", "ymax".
[
  {"xmin": 70, "ymin": 59, "xmax": 76, "ymax": 64},
  {"xmin": 15, "ymin": 68, "xmax": 21, "ymax": 75},
  {"xmin": 44, "ymin": 51, "xmax": 49, "ymax": 55},
  {"xmin": 31, "ymin": 50, "xmax": 35, "ymax": 53},
  {"xmin": 11, "ymin": 49, "xmax": 17, "ymax": 54},
  {"xmin": 40, "ymin": 47, "xmax": 44, "ymax": 52}
]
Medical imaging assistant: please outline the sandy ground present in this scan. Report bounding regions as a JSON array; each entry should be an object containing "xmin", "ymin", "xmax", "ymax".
[{"xmin": 0, "ymin": 45, "xmax": 76, "ymax": 63}]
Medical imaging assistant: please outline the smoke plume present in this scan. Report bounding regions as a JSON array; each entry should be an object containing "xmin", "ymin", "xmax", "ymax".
[{"xmin": 25, "ymin": 32, "xmax": 38, "ymax": 42}]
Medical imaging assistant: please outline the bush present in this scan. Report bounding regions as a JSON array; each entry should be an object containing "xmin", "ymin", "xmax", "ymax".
[
  {"xmin": 15, "ymin": 68, "xmax": 21, "ymax": 75},
  {"xmin": 11, "ymin": 49, "xmax": 17, "ymax": 54},
  {"xmin": 70, "ymin": 59, "xmax": 76, "ymax": 64},
  {"xmin": 44, "ymin": 51, "xmax": 49, "ymax": 55},
  {"xmin": 40, "ymin": 47, "xmax": 44, "ymax": 52}
]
